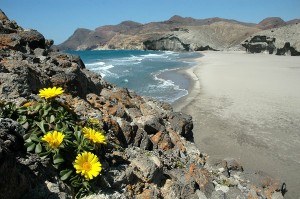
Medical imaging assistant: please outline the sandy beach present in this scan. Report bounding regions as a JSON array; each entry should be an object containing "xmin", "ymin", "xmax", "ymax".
[{"xmin": 174, "ymin": 51, "xmax": 300, "ymax": 199}]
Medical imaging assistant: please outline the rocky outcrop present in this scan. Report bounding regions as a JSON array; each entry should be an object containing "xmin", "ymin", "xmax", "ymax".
[
  {"xmin": 143, "ymin": 35, "xmax": 190, "ymax": 51},
  {"xmin": 242, "ymin": 23, "xmax": 300, "ymax": 56},
  {"xmin": 242, "ymin": 35, "xmax": 276, "ymax": 54},
  {"xmin": 0, "ymin": 9, "xmax": 286, "ymax": 198}
]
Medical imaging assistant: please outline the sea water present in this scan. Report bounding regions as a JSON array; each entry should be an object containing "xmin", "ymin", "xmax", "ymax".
[{"xmin": 66, "ymin": 50, "xmax": 200, "ymax": 103}]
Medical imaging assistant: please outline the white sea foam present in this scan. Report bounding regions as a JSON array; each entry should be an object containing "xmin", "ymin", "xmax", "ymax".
[
  {"xmin": 164, "ymin": 51, "xmax": 177, "ymax": 55},
  {"xmin": 86, "ymin": 62, "xmax": 117, "ymax": 78},
  {"xmin": 128, "ymin": 55, "xmax": 143, "ymax": 61},
  {"xmin": 141, "ymin": 53, "xmax": 168, "ymax": 58},
  {"xmin": 150, "ymin": 69, "xmax": 188, "ymax": 102},
  {"xmin": 110, "ymin": 56, "xmax": 143, "ymax": 66},
  {"xmin": 85, "ymin": 61, "xmax": 106, "ymax": 67}
]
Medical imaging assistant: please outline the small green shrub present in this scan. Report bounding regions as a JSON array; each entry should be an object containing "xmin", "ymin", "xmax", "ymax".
[{"xmin": 0, "ymin": 87, "xmax": 107, "ymax": 198}]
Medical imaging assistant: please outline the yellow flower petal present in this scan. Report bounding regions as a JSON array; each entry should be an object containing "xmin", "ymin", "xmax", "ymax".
[
  {"xmin": 42, "ymin": 131, "xmax": 64, "ymax": 149},
  {"xmin": 82, "ymin": 127, "xmax": 107, "ymax": 144},
  {"xmin": 22, "ymin": 101, "xmax": 36, "ymax": 107},
  {"xmin": 73, "ymin": 151, "xmax": 102, "ymax": 180},
  {"xmin": 38, "ymin": 87, "xmax": 64, "ymax": 99}
]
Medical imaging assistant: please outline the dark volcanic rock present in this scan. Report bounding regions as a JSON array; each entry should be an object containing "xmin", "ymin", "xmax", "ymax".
[
  {"xmin": 242, "ymin": 23, "xmax": 300, "ymax": 56},
  {"xmin": 242, "ymin": 35, "xmax": 300, "ymax": 56},
  {"xmin": 0, "ymin": 119, "xmax": 28, "ymax": 199},
  {"xmin": 143, "ymin": 35, "xmax": 191, "ymax": 51},
  {"xmin": 19, "ymin": 29, "xmax": 45, "ymax": 50},
  {"xmin": 168, "ymin": 112, "xmax": 193, "ymax": 141},
  {"xmin": 0, "ymin": 118, "xmax": 60, "ymax": 199},
  {"xmin": 242, "ymin": 35, "xmax": 276, "ymax": 54},
  {"xmin": 276, "ymin": 42, "xmax": 300, "ymax": 56},
  {"xmin": 194, "ymin": 45, "xmax": 218, "ymax": 51}
]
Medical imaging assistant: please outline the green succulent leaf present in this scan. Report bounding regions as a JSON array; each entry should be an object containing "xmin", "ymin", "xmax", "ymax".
[
  {"xmin": 49, "ymin": 115, "xmax": 55, "ymax": 123},
  {"xmin": 42, "ymin": 106, "xmax": 52, "ymax": 117},
  {"xmin": 34, "ymin": 103, "xmax": 42, "ymax": 112},
  {"xmin": 60, "ymin": 169, "xmax": 73, "ymax": 181},
  {"xmin": 35, "ymin": 120, "xmax": 46, "ymax": 134},
  {"xmin": 39, "ymin": 150, "xmax": 51, "ymax": 157},
  {"xmin": 74, "ymin": 131, "xmax": 82, "ymax": 141},
  {"xmin": 53, "ymin": 153, "xmax": 65, "ymax": 164},
  {"xmin": 26, "ymin": 143, "xmax": 36, "ymax": 152},
  {"xmin": 30, "ymin": 134, "xmax": 41, "ymax": 142},
  {"xmin": 35, "ymin": 143, "xmax": 42, "ymax": 153},
  {"xmin": 22, "ymin": 122, "xmax": 29, "ymax": 130}
]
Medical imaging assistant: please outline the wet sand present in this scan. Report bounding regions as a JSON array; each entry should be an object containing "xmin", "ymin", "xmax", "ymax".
[{"xmin": 173, "ymin": 51, "xmax": 300, "ymax": 199}]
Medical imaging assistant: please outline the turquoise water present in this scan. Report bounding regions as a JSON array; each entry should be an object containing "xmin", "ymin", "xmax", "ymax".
[{"xmin": 66, "ymin": 50, "xmax": 200, "ymax": 103}]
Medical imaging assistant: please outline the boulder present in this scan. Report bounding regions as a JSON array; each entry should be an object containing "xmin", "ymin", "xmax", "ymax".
[
  {"xmin": 133, "ymin": 128, "xmax": 153, "ymax": 150},
  {"xmin": 143, "ymin": 115, "xmax": 165, "ymax": 134},
  {"xmin": 0, "ymin": 33, "xmax": 24, "ymax": 52},
  {"xmin": 19, "ymin": 29, "xmax": 45, "ymax": 50},
  {"xmin": 168, "ymin": 112, "xmax": 193, "ymax": 141},
  {"xmin": 130, "ymin": 154, "xmax": 163, "ymax": 183},
  {"xmin": 150, "ymin": 131, "xmax": 174, "ymax": 150}
]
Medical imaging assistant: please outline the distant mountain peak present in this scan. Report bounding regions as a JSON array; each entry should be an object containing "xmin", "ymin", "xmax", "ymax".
[
  {"xmin": 167, "ymin": 15, "xmax": 197, "ymax": 24},
  {"xmin": 169, "ymin": 15, "xmax": 185, "ymax": 21},
  {"xmin": 258, "ymin": 17, "xmax": 286, "ymax": 29},
  {"xmin": 74, "ymin": 28, "xmax": 91, "ymax": 33},
  {"xmin": 119, "ymin": 20, "xmax": 142, "ymax": 27},
  {"xmin": 259, "ymin": 17, "xmax": 284, "ymax": 23}
]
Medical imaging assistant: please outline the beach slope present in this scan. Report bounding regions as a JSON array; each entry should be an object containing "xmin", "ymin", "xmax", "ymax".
[{"xmin": 174, "ymin": 51, "xmax": 300, "ymax": 199}]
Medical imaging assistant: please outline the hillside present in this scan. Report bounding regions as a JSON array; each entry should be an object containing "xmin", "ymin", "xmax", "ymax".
[{"xmin": 57, "ymin": 15, "xmax": 299, "ymax": 52}]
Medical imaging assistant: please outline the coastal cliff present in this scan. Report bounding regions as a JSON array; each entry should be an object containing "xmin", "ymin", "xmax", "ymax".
[
  {"xmin": 57, "ymin": 15, "xmax": 300, "ymax": 55},
  {"xmin": 0, "ymin": 10, "xmax": 286, "ymax": 198}
]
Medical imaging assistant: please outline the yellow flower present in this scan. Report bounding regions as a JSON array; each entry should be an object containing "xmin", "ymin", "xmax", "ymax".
[
  {"xmin": 42, "ymin": 131, "xmax": 65, "ymax": 149},
  {"xmin": 82, "ymin": 127, "xmax": 107, "ymax": 144},
  {"xmin": 38, "ymin": 87, "xmax": 64, "ymax": 99},
  {"xmin": 88, "ymin": 118, "xmax": 100, "ymax": 124},
  {"xmin": 22, "ymin": 101, "xmax": 36, "ymax": 107},
  {"xmin": 74, "ymin": 151, "xmax": 102, "ymax": 180}
]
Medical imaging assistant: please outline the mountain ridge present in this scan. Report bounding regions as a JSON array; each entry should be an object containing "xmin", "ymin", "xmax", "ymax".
[{"xmin": 57, "ymin": 15, "xmax": 300, "ymax": 54}]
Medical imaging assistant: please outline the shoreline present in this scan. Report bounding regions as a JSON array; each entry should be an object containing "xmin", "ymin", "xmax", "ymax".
[
  {"xmin": 173, "ymin": 51, "xmax": 300, "ymax": 199},
  {"xmin": 171, "ymin": 56, "xmax": 202, "ymax": 109}
]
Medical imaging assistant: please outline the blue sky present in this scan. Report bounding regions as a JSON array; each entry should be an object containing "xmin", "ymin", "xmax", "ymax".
[{"xmin": 1, "ymin": 0, "xmax": 300, "ymax": 44}]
